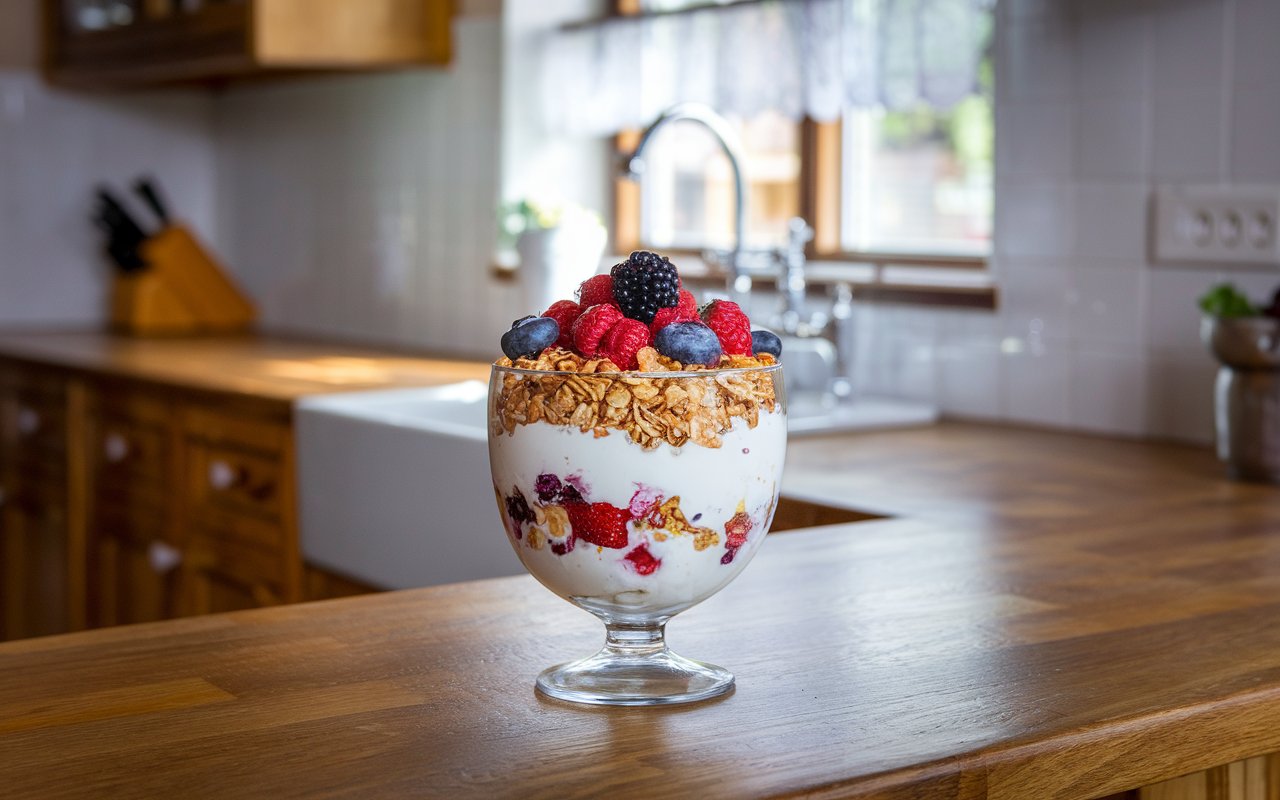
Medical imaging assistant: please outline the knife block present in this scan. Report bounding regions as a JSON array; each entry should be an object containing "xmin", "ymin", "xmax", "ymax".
[{"xmin": 110, "ymin": 225, "xmax": 256, "ymax": 335}]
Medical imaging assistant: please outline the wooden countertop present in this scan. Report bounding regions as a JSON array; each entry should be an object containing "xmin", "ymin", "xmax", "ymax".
[
  {"xmin": 0, "ymin": 330, "xmax": 490, "ymax": 404},
  {"xmin": 3, "ymin": 425, "xmax": 1280, "ymax": 798}
]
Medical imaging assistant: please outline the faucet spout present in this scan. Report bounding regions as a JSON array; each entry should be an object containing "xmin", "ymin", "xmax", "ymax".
[{"xmin": 619, "ymin": 103, "xmax": 751, "ymax": 301}]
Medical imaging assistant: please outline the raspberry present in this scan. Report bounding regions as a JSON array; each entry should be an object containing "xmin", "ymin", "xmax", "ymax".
[
  {"xmin": 624, "ymin": 543, "xmax": 662, "ymax": 575},
  {"xmin": 598, "ymin": 318, "xmax": 651, "ymax": 370},
  {"xmin": 571, "ymin": 303, "xmax": 624, "ymax": 357},
  {"xmin": 724, "ymin": 510, "xmax": 751, "ymax": 549},
  {"xmin": 567, "ymin": 502, "xmax": 630, "ymax": 549},
  {"xmin": 677, "ymin": 289, "xmax": 697, "ymax": 317},
  {"xmin": 542, "ymin": 300, "xmax": 583, "ymax": 349},
  {"xmin": 721, "ymin": 510, "xmax": 752, "ymax": 564},
  {"xmin": 576, "ymin": 274, "xmax": 614, "ymax": 308},
  {"xmin": 648, "ymin": 303, "xmax": 697, "ymax": 337},
  {"xmin": 611, "ymin": 251, "xmax": 680, "ymax": 324},
  {"xmin": 700, "ymin": 299, "xmax": 752, "ymax": 356},
  {"xmin": 534, "ymin": 473, "xmax": 562, "ymax": 504}
]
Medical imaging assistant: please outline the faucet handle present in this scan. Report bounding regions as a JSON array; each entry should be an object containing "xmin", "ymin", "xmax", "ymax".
[{"xmin": 786, "ymin": 217, "xmax": 814, "ymax": 251}]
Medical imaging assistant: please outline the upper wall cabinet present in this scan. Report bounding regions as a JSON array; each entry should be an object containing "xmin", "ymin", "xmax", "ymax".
[{"xmin": 44, "ymin": 0, "xmax": 452, "ymax": 89}]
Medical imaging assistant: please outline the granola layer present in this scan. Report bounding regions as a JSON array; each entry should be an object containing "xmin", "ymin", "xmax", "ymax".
[{"xmin": 492, "ymin": 347, "xmax": 779, "ymax": 449}]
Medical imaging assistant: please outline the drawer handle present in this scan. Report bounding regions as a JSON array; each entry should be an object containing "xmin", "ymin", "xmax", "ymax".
[
  {"xmin": 16, "ymin": 407, "xmax": 39, "ymax": 436},
  {"xmin": 208, "ymin": 460, "xmax": 238, "ymax": 490},
  {"xmin": 148, "ymin": 541, "xmax": 182, "ymax": 575},
  {"xmin": 104, "ymin": 432, "xmax": 130, "ymax": 463},
  {"xmin": 0, "ymin": 486, "xmax": 5, "ymax": 508}
]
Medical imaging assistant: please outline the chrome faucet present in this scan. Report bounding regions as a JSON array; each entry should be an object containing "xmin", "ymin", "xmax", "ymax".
[
  {"xmin": 778, "ymin": 217, "xmax": 815, "ymax": 335},
  {"xmin": 619, "ymin": 103, "xmax": 752, "ymax": 303},
  {"xmin": 767, "ymin": 217, "xmax": 856, "ymax": 401}
]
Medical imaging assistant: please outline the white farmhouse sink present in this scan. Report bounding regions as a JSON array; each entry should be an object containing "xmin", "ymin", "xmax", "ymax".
[
  {"xmin": 294, "ymin": 377, "xmax": 933, "ymax": 590},
  {"xmin": 295, "ymin": 381, "xmax": 523, "ymax": 590}
]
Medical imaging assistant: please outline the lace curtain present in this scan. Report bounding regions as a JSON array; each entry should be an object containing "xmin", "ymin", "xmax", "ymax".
[{"xmin": 540, "ymin": 0, "xmax": 991, "ymax": 136}]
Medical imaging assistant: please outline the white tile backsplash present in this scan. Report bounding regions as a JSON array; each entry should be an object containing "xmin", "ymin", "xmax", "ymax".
[
  {"xmin": 1073, "ymin": 183, "xmax": 1148, "ymax": 260},
  {"xmin": 1070, "ymin": 267, "xmax": 1147, "ymax": 347},
  {"xmin": 1069, "ymin": 347, "xmax": 1149, "ymax": 435},
  {"xmin": 1004, "ymin": 102, "xmax": 1074, "ymax": 178},
  {"xmin": 1002, "ymin": 16, "xmax": 1074, "ymax": 102},
  {"xmin": 1073, "ymin": 99, "xmax": 1147, "ymax": 180},
  {"xmin": 1151, "ymin": 0, "xmax": 1225, "ymax": 96},
  {"xmin": 1146, "ymin": 269, "xmax": 1217, "ymax": 351},
  {"xmin": 1229, "ymin": 86, "xmax": 1280, "ymax": 181},
  {"xmin": 1003, "ymin": 340, "xmax": 1071, "ymax": 428},
  {"xmin": 999, "ymin": 261, "xmax": 1073, "ymax": 340},
  {"xmin": 213, "ymin": 15, "xmax": 512, "ymax": 356},
  {"xmin": 1074, "ymin": 5, "xmax": 1149, "ymax": 100},
  {"xmin": 1232, "ymin": 0, "xmax": 1280, "ymax": 90},
  {"xmin": 0, "ymin": 70, "xmax": 216, "ymax": 324},
  {"xmin": 1151, "ymin": 91, "xmax": 1225, "ymax": 180},
  {"xmin": 996, "ymin": 182, "xmax": 1075, "ymax": 258}
]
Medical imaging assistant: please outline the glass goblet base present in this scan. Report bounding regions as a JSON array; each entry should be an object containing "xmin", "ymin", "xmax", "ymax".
[{"xmin": 535, "ymin": 621, "xmax": 733, "ymax": 706}]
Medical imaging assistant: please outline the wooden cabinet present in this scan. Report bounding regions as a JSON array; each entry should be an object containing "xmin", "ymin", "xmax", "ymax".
[
  {"xmin": 85, "ymin": 388, "xmax": 183, "ymax": 627},
  {"xmin": 0, "ymin": 357, "xmax": 334, "ymax": 641},
  {"xmin": 44, "ymin": 0, "xmax": 453, "ymax": 89},
  {"xmin": 179, "ymin": 407, "xmax": 301, "ymax": 614},
  {"xmin": 0, "ymin": 367, "xmax": 85, "ymax": 640}
]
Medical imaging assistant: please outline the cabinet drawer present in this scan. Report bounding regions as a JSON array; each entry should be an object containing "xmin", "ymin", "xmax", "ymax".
[
  {"xmin": 7, "ymin": 377, "xmax": 68, "ymax": 473},
  {"xmin": 88, "ymin": 391, "xmax": 172, "ymax": 496},
  {"xmin": 182, "ymin": 408, "xmax": 289, "ymax": 550},
  {"xmin": 185, "ymin": 533, "xmax": 288, "ymax": 609}
]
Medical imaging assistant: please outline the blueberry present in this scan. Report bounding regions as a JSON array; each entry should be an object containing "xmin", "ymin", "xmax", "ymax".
[
  {"xmin": 653, "ymin": 322, "xmax": 722, "ymax": 367},
  {"xmin": 500, "ymin": 316, "xmax": 559, "ymax": 359},
  {"xmin": 751, "ymin": 330, "xmax": 782, "ymax": 359}
]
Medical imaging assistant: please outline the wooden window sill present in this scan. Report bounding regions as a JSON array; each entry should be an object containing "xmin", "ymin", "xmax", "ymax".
[{"xmin": 628, "ymin": 254, "xmax": 999, "ymax": 311}]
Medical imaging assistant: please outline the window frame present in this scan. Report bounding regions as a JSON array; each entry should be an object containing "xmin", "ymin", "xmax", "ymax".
[{"xmin": 607, "ymin": 0, "xmax": 995, "ymax": 310}]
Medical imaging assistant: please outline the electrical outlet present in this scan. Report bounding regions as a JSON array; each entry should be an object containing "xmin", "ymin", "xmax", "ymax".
[{"xmin": 1153, "ymin": 185, "xmax": 1280, "ymax": 267}]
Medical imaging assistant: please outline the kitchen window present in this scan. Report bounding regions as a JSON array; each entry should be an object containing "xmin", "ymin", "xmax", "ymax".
[{"xmin": 597, "ymin": 0, "xmax": 996, "ymax": 308}]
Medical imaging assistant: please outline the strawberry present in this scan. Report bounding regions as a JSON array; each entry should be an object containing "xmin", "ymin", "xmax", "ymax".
[
  {"xmin": 700, "ymin": 299, "xmax": 752, "ymax": 356},
  {"xmin": 624, "ymin": 543, "xmax": 661, "ymax": 575},
  {"xmin": 567, "ymin": 502, "xmax": 630, "ymax": 549},
  {"xmin": 542, "ymin": 300, "xmax": 583, "ymax": 349},
  {"xmin": 570, "ymin": 303, "xmax": 625, "ymax": 357},
  {"xmin": 599, "ymin": 318, "xmax": 651, "ymax": 371},
  {"xmin": 576, "ymin": 274, "xmax": 615, "ymax": 308}
]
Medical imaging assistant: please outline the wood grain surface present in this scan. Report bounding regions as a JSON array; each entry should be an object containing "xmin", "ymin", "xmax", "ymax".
[
  {"xmin": 2, "ymin": 424, "xmax": 1279, "ymax": 799},
  {"xmin": 0, "ymin": 330, "xmax": 490, "ymax": 408}
]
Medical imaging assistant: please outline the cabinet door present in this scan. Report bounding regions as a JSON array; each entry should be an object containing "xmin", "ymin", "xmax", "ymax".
[
  {"xmin": 91, "ymin": 530, "xmax": 183, "ymax": 627},
  {"xmin": 179, "ymin": 406, "xmax": 301, "ymax": 611},
  {"xmin": 0, "ymin": 371, "xmax": 80, "ymax": 641},
  {"xmin": 1, "ymin": 503, "xmax": 71, "ymax": 640},
  {"xmin": 86, "ymin": 389, "xmax": 182, "ymax": 628}
]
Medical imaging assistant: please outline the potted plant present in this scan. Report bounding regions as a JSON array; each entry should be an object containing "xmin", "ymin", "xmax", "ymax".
[
  {"xmin": 498, "ymin": 199, "xmax": 606, "ymax": 314},
  {"xmin": 1199, "ymin": 282, "xmax": 1280, "ymax": 483}
]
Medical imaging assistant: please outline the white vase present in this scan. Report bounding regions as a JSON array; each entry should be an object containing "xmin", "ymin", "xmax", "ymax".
[{"xmin": 517, "ymin": 221, "xmax": 607, "ymax": 313}]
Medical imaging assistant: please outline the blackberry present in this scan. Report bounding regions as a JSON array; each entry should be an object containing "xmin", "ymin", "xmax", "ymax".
[{"xmin": 610, "ymin": 251, "xmax": 680, "ymax": 324}]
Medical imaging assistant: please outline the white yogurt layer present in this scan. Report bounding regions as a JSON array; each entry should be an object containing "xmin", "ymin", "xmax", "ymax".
[{"xmin": 489, "ymin": 411, "xmax": 786, "ymax": 617}]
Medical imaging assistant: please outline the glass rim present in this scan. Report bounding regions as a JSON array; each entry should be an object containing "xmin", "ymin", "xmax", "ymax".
[{"xmin": 490, "ymin": 361, "xmax": 782, "ymax": 379}]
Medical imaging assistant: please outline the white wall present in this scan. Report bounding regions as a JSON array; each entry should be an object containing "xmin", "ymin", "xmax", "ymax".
[
  {"xmin": 854, "ymin": 0, "xmax": 1280, "ymax": 443},
  {"xmin": 0, "ymin": 2, "xmax": 216, "ymax": 325}
]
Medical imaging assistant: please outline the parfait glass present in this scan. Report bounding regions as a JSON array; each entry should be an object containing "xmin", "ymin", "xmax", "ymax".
[{"xmin": 488, "ymin": 362, "xmax": 786, "ymax": 706}]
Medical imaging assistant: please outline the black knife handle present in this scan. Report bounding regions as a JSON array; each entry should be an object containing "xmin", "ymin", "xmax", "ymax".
[{"xmin": 133, "ymin": 177, "xmax": 170, "ymax": 225}]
